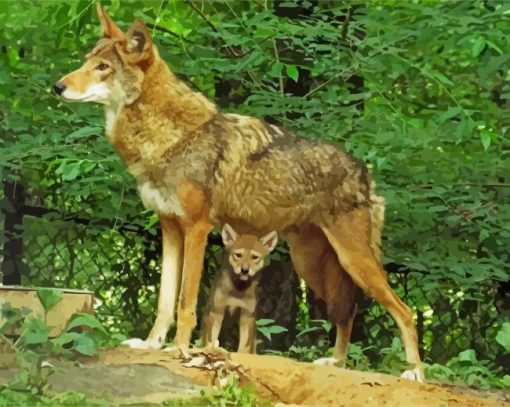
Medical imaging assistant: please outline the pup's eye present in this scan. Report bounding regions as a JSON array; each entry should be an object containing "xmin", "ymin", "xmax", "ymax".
[
  {"xmin": 96, "ymin": 63, "xmax": 109, "ymax": 71},
  {"xmin": 251, "ymin": 255, "xmax": 260, "ymax": 261},
  {"xmin": 234, "ymin": 253, "xmax": 242, "ymax": 259}
]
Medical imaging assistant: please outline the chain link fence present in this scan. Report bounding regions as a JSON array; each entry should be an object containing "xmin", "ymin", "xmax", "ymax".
[{"xmin": 1, "ymin": 203, "xmax": 506, "ymax": 370}]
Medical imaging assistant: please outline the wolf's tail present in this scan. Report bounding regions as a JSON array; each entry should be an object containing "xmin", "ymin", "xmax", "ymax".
[{"xmin": 368, "ymin": 177, "xmax": 385, "ymax": 262}]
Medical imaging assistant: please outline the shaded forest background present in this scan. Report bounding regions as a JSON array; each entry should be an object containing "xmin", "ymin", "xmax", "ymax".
[{"xmin": 0, "ymin": 0, "xmax": 508, "ymax": 387}]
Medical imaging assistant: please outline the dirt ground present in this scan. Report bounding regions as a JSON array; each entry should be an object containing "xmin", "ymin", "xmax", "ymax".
[
  {"xmin": 96, "ymin": 347, "xmax": 509, "ymax": 407},
  {"xmin": 1, "ymin": 346, "xmax": 507, "ymax": 406}
]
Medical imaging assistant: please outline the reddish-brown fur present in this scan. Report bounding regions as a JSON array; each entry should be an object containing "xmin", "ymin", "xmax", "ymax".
[{"xmin": 54, "ymin": 4, "xmax": 424, "ymax": 381}]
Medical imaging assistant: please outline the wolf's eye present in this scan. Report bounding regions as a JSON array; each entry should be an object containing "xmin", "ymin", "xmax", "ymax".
[
  {"xmin": 234, "ymin": 253, "xmax": 242, "ymax": 259},
  {"xmin": 96, "ymin": 63, "xmax": 109, "ymax": 71},
  {"xmin": 251, "ymin": 255, "xmax": 260, "ymax": 261}
]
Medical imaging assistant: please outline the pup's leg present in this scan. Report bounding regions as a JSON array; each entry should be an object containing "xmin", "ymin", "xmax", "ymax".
[
  {"xmin": 123, "ymin": 216, "xmax": 183, "ymax": 349},
  {"xmin": 207, "ymin": 307, "xmax": 226, "ymax": 348},
  {"xmin": 238, "ymin": 309, "xmax": 256, "ymax": 353},
  {"xmin": 286, "ymin": 224, "xmax": 357, "ymax": 367},
  {"xmin": 173, "ymin": 219, "xmax": 213, "ymax": 348},
  {"xmin": 320, "ymin": 208, "xmax": 424, "ymax": 382}
]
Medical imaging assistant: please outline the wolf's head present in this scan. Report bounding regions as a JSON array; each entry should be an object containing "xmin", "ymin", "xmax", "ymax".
[
  {"xmin": 221, "ymin": 224, "xmax": 278, "ymax": 283},
  {"xmin": 53, "ymin": 4, "xmax": 156, "ymax": 106}
]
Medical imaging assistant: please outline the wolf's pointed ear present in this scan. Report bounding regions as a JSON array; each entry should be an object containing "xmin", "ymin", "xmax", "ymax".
[
  {"xmin": 96, "ymin": 3, "xmax": 124, "ymax": 39},
  {"xmin": 126, "ymin": 19, "xmax": 153, "ymax": 55},
  {"xmin": 260, "ymin": 231, "xmax": 278, "ymax": 253},
  {"xmin": 222, "ymin": 224, "xmax": 239, "ymax": 247}
]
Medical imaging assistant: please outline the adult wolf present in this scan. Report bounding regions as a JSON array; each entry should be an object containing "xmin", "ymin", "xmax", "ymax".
[{"xmin": 54, "ymin": 4, "xmax": 424, "ymax": 381}]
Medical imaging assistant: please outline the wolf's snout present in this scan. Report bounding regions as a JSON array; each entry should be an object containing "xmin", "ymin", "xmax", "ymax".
[
  {"xmin": 241, "ymin": 267, "xmax": 249, "ymax": 275},
  {"xmin": 53, "ymin": 82, "xmax": 66, "ymax": 95}
]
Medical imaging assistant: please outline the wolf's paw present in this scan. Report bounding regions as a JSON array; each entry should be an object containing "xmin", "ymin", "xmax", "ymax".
[
  {"xmin": 401, "ymin": 366, "xmax": 425, "ymax": 382},
  {"xmin": 162, "ymin": 345, "xmax": 178, "ymax": 353},
  {"xmin": 313, "ymin": 357, "xmax": 340, "ymax": 366},
  {"xmin": 121, "ymin": 338, "xmax": 161, "ymax": 350}
]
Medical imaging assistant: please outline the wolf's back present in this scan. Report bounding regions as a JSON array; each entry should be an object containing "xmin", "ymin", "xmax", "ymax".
[{"xmin": 209, "ymin": 113, "xmax": 380, "ymax": 232}]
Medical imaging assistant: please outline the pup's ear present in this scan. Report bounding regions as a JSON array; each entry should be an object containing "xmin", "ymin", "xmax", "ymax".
[
  {"xmin": 96, "ymin": 3, "xmax": 124, "ymax": 39},
  {"xmin": 260, "ymin": 231, "xmax": 278, "ymax": 253},
  {"xmin": 125, "ymin": 20, "xmax": 153, "ymax": 61},
  {"xmin": 222, "ymin": 224, "xmax": 239, "ymax": 247}
]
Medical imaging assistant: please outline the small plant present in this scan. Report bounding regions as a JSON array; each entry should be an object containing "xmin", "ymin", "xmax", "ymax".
[
  {"xmin": 256, "ymin": 319, "xmax": 287, "ymax": 341},
  {"xmin": 296, "ymin": 319, "xmax": 332, "ymax": 338},
  {"xmin": 35, "ymin": 288, "xmax": 63, "ymax": 323},
  {"xmin": 0, "ymin": 388, "xmax": 109, "ymax": 407},
  {"xmin": 0, "ymin": 288, "xmax": 110, "ymax": 398},
  {"xmin": 214, "ymin": 375, "xmax": 264, "ymax": 407},
  {"xmin": 345, "ymin": 343, "xmax": 373, "ymax": 371},
  {"xmin": 424, "ymin": 349, "xmax": 510, "ymax": 389},
  {"xmin": 376, "ymin": 337, "xmax": 414, "ymax": 375},
  {"xmin": 164, "ymin": 375, "xmax": 270, "ymax": 407}
]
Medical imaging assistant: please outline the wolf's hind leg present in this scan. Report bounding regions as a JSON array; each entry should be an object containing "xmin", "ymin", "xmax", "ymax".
[
  {"xmin": 286, "ymin": 224, "xmax": 357, "ymax": 367},
  {"xmin": 315, "ymin": 302, "xmax": 358, "ymax": 367},
  {"xmin": 320, "ymin": 208, "xmax": 424, "ymax": 382}
]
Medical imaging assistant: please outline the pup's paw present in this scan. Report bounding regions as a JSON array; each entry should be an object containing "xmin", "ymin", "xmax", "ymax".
[
  {"xmin": 121, "ymin": 338, "xmax": 161, "ymax": 350},
  {"xmin": 401, "ymin": 366, "xmax": 425, "ymax": 382},
  {"xmin": 313, "ymin": 357, "xmax": 339, "ymax": 366}
]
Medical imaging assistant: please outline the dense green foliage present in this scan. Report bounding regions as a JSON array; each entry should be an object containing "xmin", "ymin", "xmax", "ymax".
[{"xmin": 0, "ymin": 0, "xmax": 508, "ymax": 391}]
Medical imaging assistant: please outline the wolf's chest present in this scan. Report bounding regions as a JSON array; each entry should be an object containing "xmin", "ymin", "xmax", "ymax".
[{"xmin": 136, "ymin": 181, "xmax": 184, "ymax": 217}]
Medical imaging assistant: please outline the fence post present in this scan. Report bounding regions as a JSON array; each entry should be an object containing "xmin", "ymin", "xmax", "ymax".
[{"xmin": 1, "ymin": 180, "xmax": 26, "ymax": 285}]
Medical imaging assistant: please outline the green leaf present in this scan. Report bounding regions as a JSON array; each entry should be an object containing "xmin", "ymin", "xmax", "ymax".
[
  {"xmin": 296, "ymin": 326, "xmax": 322, "ymax": 337},
  {"xmin": 66, "ymin": 126, "xmax": 102, "ymax": 140},
  {"xmin": 286, "ymin": 64, "xmax": 299, "ymax": 82},
  {"xmin": 269, "ymin": 62, "xmax": 283, "ymax": 78},
  {"xmin": 36, "ymin": 288, "xmax": 63, "ymax": 312},
  {"xmin": 21, "ymin": 317, "xmax": 49, "ymax": 345},
  {"xmin": 144, "ymin": 213, "xmax": 159, "ymax": 230},
  {"xmin": 472, "ymin": 37, "xmax": 486, "ymax": 58},
  {"xmin": 458, "ymin": 349, "xmax": 477, "ymax": 364},
  {"xmin": 256, "ymin": 319, "xmax": 275, "ymax": 327},
  {"xmin": 73, "ymin": 332, "xmax": 98, "ymax": 356},
  {"xmin": 438, "ymin": 107, "xmax": 462, "ymax": 123},
  {"xmin": 478, "ymin": 229, "xmax": 490, "ymax": 242},
  {"xmin": 480, "ymin": 130, "xmax": 492, "ymax": 151},
  {"xmin": 66, "ymin": 313, "xmax": 108, "ymax": 336},
  {"xmin": 495, "ymin": 323, "xmax": 510, "ymax": 352},
  {"xmin": 265, "ymin": 325, "xmax": 287, "ymax": 335},
  {"xmin": 51, "ymin": 332, "xmax": 81, "ymax": 347},
  {"xmin": 486, "ymin": 40, "xmax": 503, "ymax": 55},
  {"xmin": 61, "ymin": 163, "xmax": 81, "ymax": 181}
]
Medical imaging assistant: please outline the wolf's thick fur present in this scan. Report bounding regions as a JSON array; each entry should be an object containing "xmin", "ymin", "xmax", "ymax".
[{"xmin": 54, "ymin": 4, "xmax": 424, "ymax": 381}]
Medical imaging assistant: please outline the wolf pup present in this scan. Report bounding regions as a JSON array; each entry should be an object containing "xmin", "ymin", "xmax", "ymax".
[
  {"xmin": 202, "ymin": 224, "xmax": 277, "ymax": 353},
  {"xmin": 54, "ymin": 4, "xmax": 424, "ymax": 381}
]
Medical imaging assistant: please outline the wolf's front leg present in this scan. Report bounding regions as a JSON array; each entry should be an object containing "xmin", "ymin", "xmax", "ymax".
[
  {"xmin": 238, "ymin": 309, "xmax": 256, "ymax": 353},
  {"xmin": 173, "ymin": 219, "xmax": 212, "ymax": 348},
  {"xmin": 123, "ymin": 217, "xmax": 183, "ymax": 350}
]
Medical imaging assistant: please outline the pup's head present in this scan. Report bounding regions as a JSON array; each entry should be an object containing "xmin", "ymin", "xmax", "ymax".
[
  {"xmin": 53, "ymin": 3, "xmax": 156, "ymax": 106},
  {"xmin": 221, "ymin": 224, "xmax": 278, "ymax": 282}
]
